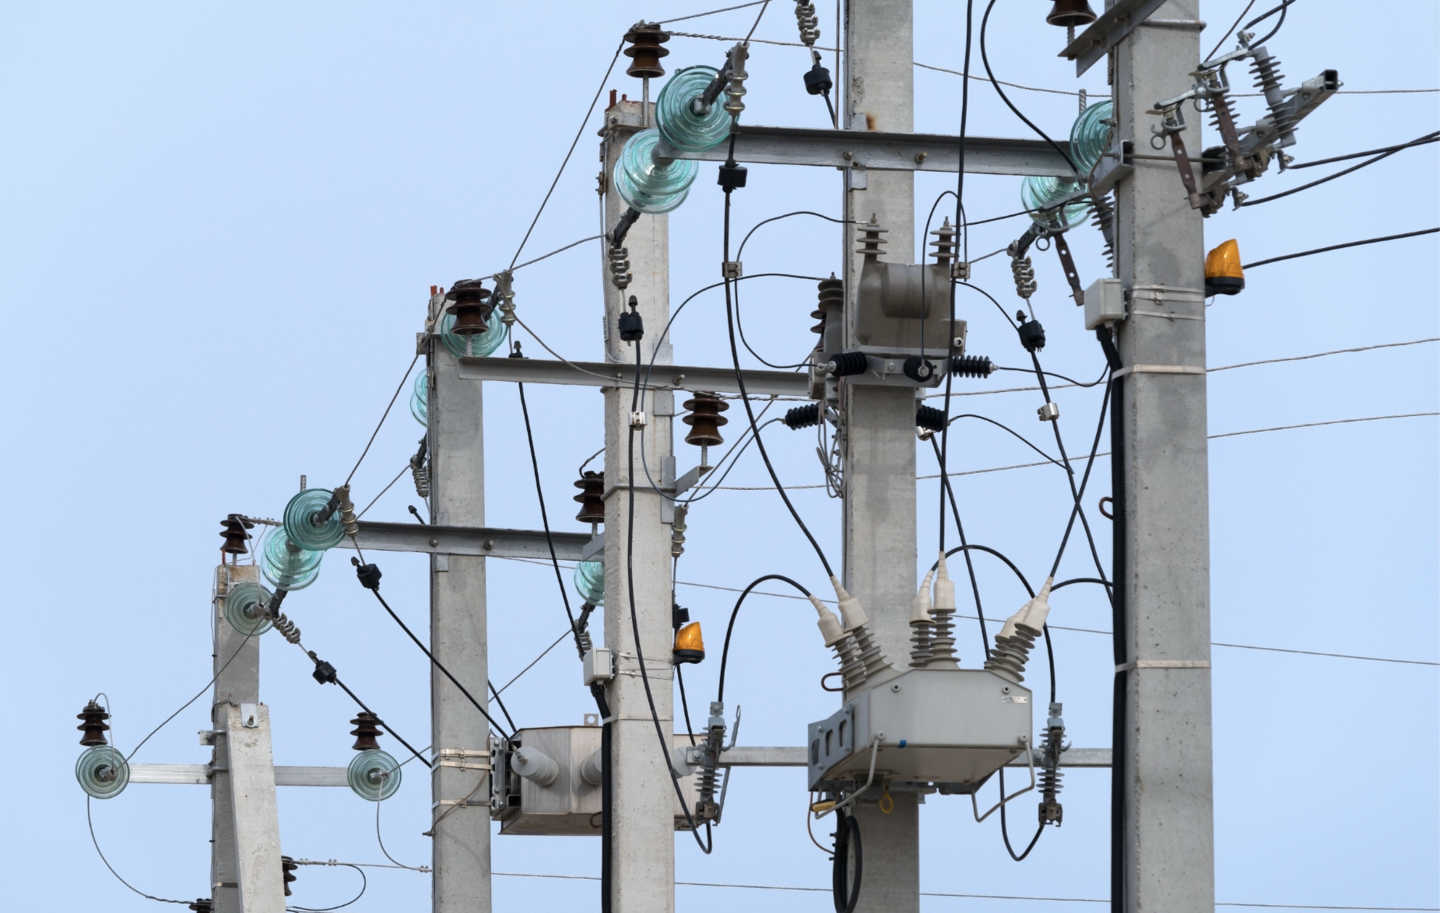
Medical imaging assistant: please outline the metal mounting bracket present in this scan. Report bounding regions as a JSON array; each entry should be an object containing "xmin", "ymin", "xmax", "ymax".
[{"xmin": 1060, "ymin": 0, "xmax": 1171, "ymax": 76}]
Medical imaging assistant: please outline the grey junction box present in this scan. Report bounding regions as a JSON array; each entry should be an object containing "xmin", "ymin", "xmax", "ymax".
[{"xmin": 807, "ymin": 668, "xmax": 1032, "ymax": 794}]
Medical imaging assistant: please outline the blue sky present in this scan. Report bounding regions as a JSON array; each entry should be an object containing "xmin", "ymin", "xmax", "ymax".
[{"xmin": 3, "ymin": 1, "xmax": 1436, "ymax": 911}]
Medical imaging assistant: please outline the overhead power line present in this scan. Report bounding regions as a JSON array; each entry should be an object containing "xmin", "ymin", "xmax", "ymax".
[
  {"xmin": 1244, "ymin": 228, "xmax": 1439, "ymax": 269},
  {"xmin": 667, "ymin": 30, "xmax": 1439, "ymax": 97},
  {"xmin": 488, "ymin": 871, "xmax": 1440, "ymax": 909}
]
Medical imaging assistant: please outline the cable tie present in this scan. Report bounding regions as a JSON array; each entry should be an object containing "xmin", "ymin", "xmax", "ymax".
[
  {"xmin": 1111, "ymin": 363, "xmax": 1205, "ymax": 378},
  {"xmin": 1115, "ymin": 659, "xmax": 1211, "ymax": 673},
  {"xmin": 1129, "ymin": 309, "xmax": 1204, "ymax": 321}
]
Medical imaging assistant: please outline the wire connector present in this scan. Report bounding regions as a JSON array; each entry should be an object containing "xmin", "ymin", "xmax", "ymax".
[
  {"xmin": 353, "ymin": 557, "xmax": 382, "ymax": 591},
  {"xmin": 309, "ymin": 651, "xmax": 337, "ymax": 686},
  {"xmin": 1017, "ymin": 315, "xmax": 1046, "ymax": 352},
  {"xmin": 618, "ymin": 295, "xmax": 644, "ymax": 342},
  {"xmin": 927, "ymin": 552, "xmax": 958, "ymax": 667},
  {"xmin": 1037, "ymin": 402, "xmax": 1060, "ymax": 422},
  {"xmin": 721, "ymin": 260, "xmax": 743, "ymax": 279}
]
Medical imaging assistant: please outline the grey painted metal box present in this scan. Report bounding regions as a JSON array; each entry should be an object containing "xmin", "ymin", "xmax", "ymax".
[
  {"xmin": 493, "ymin": 725, "xmax": 702, "ymax": 836},
  {"xmin": 807, "ymin": 668, "xmax": 1032, "ymax": 793}
]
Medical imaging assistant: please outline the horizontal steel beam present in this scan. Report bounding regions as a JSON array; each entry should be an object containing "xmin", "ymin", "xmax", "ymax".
[
  {"xmin": 351, "ymin": 521, "xmax": 591, "ymax": 561},
  {"xmin": 717, "ymin": 746, "xmax": 1110, "ymax": 768},
  {"xmin": 457, "ymin": 356, "xmax": 808, "ymax": 398},
  {"xmin": 670, "ymin": 124, "xmax": 1075, "ymax": 178},
  {"xmin": 131, "ymin": 764, "xmax": 348, "ymax": 787}
]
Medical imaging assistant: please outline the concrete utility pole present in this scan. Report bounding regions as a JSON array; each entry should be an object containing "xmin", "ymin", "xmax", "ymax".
[
  {"xmin": 1111, "ymin": 2, "xmax": 1216, "ymax": 910},
  {"xmin": 599, "ymin": 99, "xmax": 677, "ymax": 913},
  {"xmin": 426, "ymin": 295, "xmax": 494, "ymax": 913},
  {"xmin": 841, "ymin": 2, "xmax": 920, "ymax": 910},
  {"xmin": 210, "ymin": 564, "xmax": 285, "ymax": 913}
]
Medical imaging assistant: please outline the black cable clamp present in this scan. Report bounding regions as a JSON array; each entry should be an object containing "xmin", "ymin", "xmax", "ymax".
[
  {"xmin": 352, "ymin": 557, "xmax": 382, "ymax": 591},
  {"xmin": 1017, "ymin": 315, "xmax": 1046, "ymax": 353},
  {"xmin": 804, "ymin": 59, "xmax": 832, "ymax": 96},
  {"xmin": 902, "ymin": 356, "xmax": 936, "ymax": 383},
  {"xmin": 308, "ymin": 651, "xmax": 337, "ymax": 686},
  {"xmin": 618, "ymin": 295, "xmax": 645, "ymax": 342},
  {"xmin": 718, "ymin": 159, "xmax": 747, "ymax": 193}
]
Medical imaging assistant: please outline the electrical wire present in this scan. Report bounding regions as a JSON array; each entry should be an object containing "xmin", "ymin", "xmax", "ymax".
[
  {"xmin": 86, "ymin": 798, "xmax": 190, "ymax": 905},
  {"xmin": 930, "ymin": 436, "xmax": 990, "ymax": 655},
  {"xmin": 355, "ymin": 463, "xmax": 410, "ymax": 520},
  {"xmin": 742, "ymin": 0, "xmax": 772, "ymax": 43},
  {"xmin": 344, "ymin": 352, "xmax": 421, "ymax": 487},
  {"xmin": 623, "ymin": 342, "xmax": 715, "ymax": 853},
  {"xmin": 1240, "ymin": 131, "xmax": 1440, "ymax": 207},
  {"xmin": 286, "ymin": 864, "xmax": 367, "ymax": 912},
  {"xmin": 494, "ymin": 629, "xmax": 572, "ymax": 696},
  {"xmin": 375, "ymin": 800, "xmax": 428, "ymax": 873},
  {"xmin": 936, "ymin": 0, "xmax": 975, "ymax": 554},
  {"xmin": 508, "ymin": 233, "xmax": 606, "ymax": 275},
  {"xmin": 515, "ymin": 378, "xmax": 585, "ymax": 658},
  {"xmin": 1289, "ymin": 133, "xmax": 1440, "ymax": 169},
  {"xmin": 658, "ymin": 0, "xmax": 769, "ymax": 25},
  {"xmin": 1034, "ymin": 360, "xmax": 1114, "ymax": 590},
  {"xmin": 722, "ymin": 189, "xmax": 835, "ymax": 577},
  {"xmin": 487, "ymin": 870, "xmax": 1440, "ymax": 907},
  {"xmin": 1243, "ymin": 228, "xmax": 1439, "ymax": 269},
  {"xmin": 508, "ymin": 40, "xmax": 624, "ymax": 269},
  {"xmin": 979, "ymin": 0, "xmax": 1079, "ymax": 175},
  {"xmin": 716, "ymin": 573, "xmax": 812, "ymax": 702},
  {"xmin": 1245, "ymin": 0, "xmax": 1294, "ymax": 47},
  {"xmin": 1203, "ymin": 0, "xmax": 1258, "ymax": 61},
  {"xmin": 358, "ymin": 571, "xmax": 516, "ymax": 741},
  {"xmin": 733, "ymin": 211, "xmax": 852, "ymax": 369},
  {"xmin": 126, "ymin": 622, "xmax": 257, "ymax": 762},
  {"xmin": 944, "ymin": 412, "xmax": 1065, "ymax": 469}
]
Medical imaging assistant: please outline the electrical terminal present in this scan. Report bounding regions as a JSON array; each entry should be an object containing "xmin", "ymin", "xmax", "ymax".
[{"xmin": 1037, "ymin": 402, "xmax": 1060, "ymax": 422}]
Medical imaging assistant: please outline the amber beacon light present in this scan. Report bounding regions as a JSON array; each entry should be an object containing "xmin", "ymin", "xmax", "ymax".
[
  {"xmin": 673, "ymin": 621, "xmax": 706, "ymax": 664},
  {"xmin": 1204, "ymin": 239, "xmax": 1245, "ymax": 296}
]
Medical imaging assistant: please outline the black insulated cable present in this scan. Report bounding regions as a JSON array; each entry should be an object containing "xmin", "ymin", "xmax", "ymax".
[{"xmin": 352, "ymin": 559, "xmax": 516, "ymax": 742}]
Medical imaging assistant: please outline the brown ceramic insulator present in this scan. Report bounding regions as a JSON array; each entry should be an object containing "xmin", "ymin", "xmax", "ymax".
[
  {"xmin": 445, "ymin": 279, "xmax": 494, "ymax": 336},
  {"xmin": 281, "ymin": 857, "xmax": 297, "ymax": 896},
  {"xmin": 350, "ymin": 712, "xmax": 383, "ymax": 752},
  {"xmin": 623, "ymin": 22, "xmax": 670, "ymax": 79},
  {"xmin": 1046, "ymin": 0, "xmax": 1097, "ymax": 26},
  {"xmin": 813, "ymin": 274, "xmax": 843, "ymax": 335},
  {"xmin": 77, "ymin": 700, "xmax": 110, "ymax": 747},
  {"xmin": 929, "ymin": 218, "xmax": 957, "ymax": 265},
  {"xmin": 219, "ymin": 514, "xmax": 253, "ymax": 556},
  {"xmin": 573, "ymin": 471, "xmax": 605, "ymax": 525},
  {"xmin": 682, "ymin": 392, "xmax": 729, "ymax": 447}
]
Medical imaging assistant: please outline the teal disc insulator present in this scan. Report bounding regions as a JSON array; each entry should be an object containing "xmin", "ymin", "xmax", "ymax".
[
  {"xmin": 1020, "ymin": 175, "xmax": 1091, "ymax": 232},
  {"xmin": 261, "ymin": 527, "xmax": 322, "ymax": 591},
  {"xmin": 1069, "ymin": 99, "xmax": 1114, "ymax": 177},
  {"xmin": 410, "ymin": 373, "xmax": 428, "ymax": 427},
  {"xmin": 440, "ymin": 312, "xmax": 506, "ymax": 359},
  {"xmin": 283, "ymin": 488, "xmax": 345, "ymax": 551},
  {"xmin": 614, "ymin": 129, "xmax": 697, "ymax": 215},
  {"xmin": 574, "ymin": 559, "xmax": 605, "ymax": 606},
  {"xmin": 655, "ymin": 66, "xmax": 732, "ymax": 153},
  {"xmin": 348, "ymin": 749, "xmax": 401, "ymax": 801},
  {"xmin": 76, "ymin": 745, "xmax": 129, "ymax": 799},
  {"xmin": 224, "ymin": 581, "xmax": 274, "ymax": 636}
]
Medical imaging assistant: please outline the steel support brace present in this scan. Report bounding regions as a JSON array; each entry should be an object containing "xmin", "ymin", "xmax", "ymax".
[
  {"xmin": 1061, "ymin": 0, "xmax": 1173, "ymax": 75},
  {"xmin": 456, "ymin": 355, "xmax": 807, "ymax": 398},
  {"xmin": 348, "ymin": 521, "xmax": 590, "ymax": 561}
]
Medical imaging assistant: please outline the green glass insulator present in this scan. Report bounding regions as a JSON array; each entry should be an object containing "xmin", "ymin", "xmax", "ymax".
[
  {"xmin": 1020, "ymin": 175, "xmax": 1091, "ymax": 232},
  {"xmin": 410, "ymin": 373, "xmax": 427, "ymax": 427},
  {"xmin": 574, "ymin": 559, "xmax": 605, "ymax": 606},
  {"xmin": 1069, "ymin": 99, "xmax": 1114, "ymax": 176},
  {"xmin": 440, "ymin": 312, "xmax": 506, "ymax": 359},
  {"xmin": 348, "ymin": 748, "xmax": 401, "ymax": 801},
  {"xmin": 283, "ymin": 488, "xmax": 345, "ymax": 551},
  {"xmin": 655, "ymin": 66, "xmax": 732, "ymax": 154},
  {"xmin": 224, "ymin": 581, "xmax": 274, "ymax": 636},
  {"xmin": 76, "ymin": 745, "xmax": 130, "ymax": 799},
  {"xmin": 260, "ymin": 527, "xmax": 322, "ymax": 591},
  {"xmin": 614, "ymin": 129, "xmax": 697, "ymax": 214}
]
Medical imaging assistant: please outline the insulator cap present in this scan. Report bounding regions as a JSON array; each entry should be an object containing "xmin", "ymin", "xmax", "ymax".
[
  {"xmin": 623, "ymin": 22, "xmax": 670, "ymax": 79},
  {"xmin": 929, "ymin": 217, "xmax": 957, "ymax": 265},
  {"xmin": 219, "ymin": 514, "xmax": 254, "ymax": 556},
  {"xmin": 77, "ymin": 700, "xmax": 110, "ymax": 747},
  {"xmin": 829, "ymin": 351, "xmax": 868, "ymax": 377},
  {"xmin": 784, "ymin": 403, "xmax": 821, "ymax": 430},
  {"xmin": 188, "ymin": 901, "xmax": 213, "ymax": 913},
  {"xmin": 915, "ymin": 404, "xmax": 947, "ymax": 433},
  {"xmin": 350, "ymin": 711, "xmax": 383, "ymax": 752},
  {"xmin": 683, "ymin": 392, "xmax": 729, "ymax": 447},
  {"xmin": 445, "ymin": 279, "xmax": 494, "ymax": 336},
  {"xmin": 949, "ymin": 354, "xmax": 995, "ymax": 378},
  {"xmin": 1046, "ymin": 0, "xmax": 1097, "ymax": 26},
  {"xmin": 573, "ymin": 471, "xmax": 605, "ymax": 524}
]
